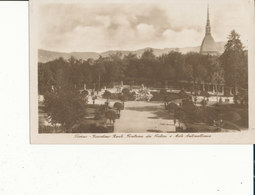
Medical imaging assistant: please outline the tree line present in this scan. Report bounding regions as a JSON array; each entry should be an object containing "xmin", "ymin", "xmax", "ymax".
[{"xmin": 38, "ymin": 30, "xmax": 248, "ymax": 95}]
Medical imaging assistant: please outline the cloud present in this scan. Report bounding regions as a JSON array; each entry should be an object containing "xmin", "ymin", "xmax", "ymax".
[
  {"xmin": 163, "ymin": 29, "xmax": 202, "ymax": 48},
  {"xmin": 137, "ymin": 23, "xmax": 155, "ymax": 40},
  {"xmin": 37, "ymin": 1, "xmax": 251, "ymax": 52}
]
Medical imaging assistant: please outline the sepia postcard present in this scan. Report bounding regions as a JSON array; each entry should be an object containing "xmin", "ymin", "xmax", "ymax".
[{"xmin": 30, "ymin": 0, "xmax": 255, "ymax": 144}]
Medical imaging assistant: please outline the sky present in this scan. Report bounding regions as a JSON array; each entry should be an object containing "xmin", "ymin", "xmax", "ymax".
[{"xmin": 37, "ymin": 0, "xmax": 252, "ymax": 53}]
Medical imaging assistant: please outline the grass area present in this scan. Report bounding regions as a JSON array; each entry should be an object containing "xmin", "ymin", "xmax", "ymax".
[
  {"xmin": 39, "ymin": 104, "xmax": 114, "ymax": 133},
  {"xmin": 39, "ymin": 96, "xmax": 248, "ymax": 133},
  {"xmin": 211, "ymin": 104, "xmax": 248, "ymax": 129},
  {"xmin": 177, "ymin": 123, "xmax": 220, "ymax": 133}
]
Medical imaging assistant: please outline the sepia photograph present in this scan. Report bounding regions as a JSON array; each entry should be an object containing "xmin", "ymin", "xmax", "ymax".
[
  {"xmin": 30, "ymin": 0, "xmax": 255, "ymax": 143},
  {"xmin": 1, "ymin": 2, "xmax": 254, "ymax": 195}
]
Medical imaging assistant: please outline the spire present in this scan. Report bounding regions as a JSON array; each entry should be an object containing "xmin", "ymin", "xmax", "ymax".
[
  {"xmin": 207, "ymin": 5, "xmax": 210, "ymax": 22},
  {"xmin": 205, "ymin": 4, "xmax": 211, "ymax": 35},
  {"xmin": 200, "ymin": 4, "xmax": 218, "ymax": 55}
]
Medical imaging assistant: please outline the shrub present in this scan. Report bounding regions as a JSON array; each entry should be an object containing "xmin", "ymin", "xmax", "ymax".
[
  {"xmin": 166, "ymin": 103, "xmax": 178, "ymax": 113},
  {"xmin": 182, "ymin": 100, "xmax": 196, "ymax": 112},
  {"xmin": 200, "ymin": 99, "xmax": 207, "ymax": 107},
  {"xmin": 219, "ymin": 97, "xmax": 223, "ymax": 104},
  {"xmin": 102, "ymin": 90, "xmax": 111, "ymax": 100},
  {"xmin": 178, "ymin": 89, "xmax": 190, "ymax": 99},
  {"xmin": 105, "ymin": 109, "xmax": 118, "ymax": 124},
  {"xmin": 81, "ymin": 90, "xmax": 89, "ymax": 96},
  {"xmin": 200, "ymin": 90, "xmax": 210, "ymax": 97},
  {"xmin": 237, "ymin": 110, "xmax": 248, "ymax": 127},
  {"xmin": 90, "ymin": 125, "xmax": 109, "ymax": 133},
  {"xmin": 113, "ymin": 102, "xmax": 124, "ymax": 111},
  {"xmin": 72, "ymin": 123, "xmax": 93, "ymax": 133},
  {"xmin": 160, "ymin": 89, "xmax": 167, "ymax": 96},
  {"xmin": 150, "ymin": 92, "xmax": 163, "ymax": 101},
  {"xmin": 119, "ymin": 91, "xmax": 136, "ymax": 101},
  {"xmin": 94, "ymin": 105, "xmax": 107, "ymax": 120},
  {"xmin": 222, "ymin": 111, "xmax": 241, "ymax": 122},
  {"xmin": 72, "ymin": 123, "xmax": 110, "ymax": 133},
  {"xmin": 221, "ymin": 121, "xmax": 240, "ymax": 131},
  {"xmin": 122, "ymin": 88, "xmax": 130, "ymax": 95}
]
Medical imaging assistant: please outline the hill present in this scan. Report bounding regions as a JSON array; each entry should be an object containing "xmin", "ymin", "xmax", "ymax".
[{"xmin": 38, "ymin": 42, "xmax": 225, "ymax": 63}]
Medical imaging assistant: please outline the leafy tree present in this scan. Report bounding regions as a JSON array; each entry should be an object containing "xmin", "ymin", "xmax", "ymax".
[
  {"xmin": 105, "ymin": 109, "xmax": 117, "ymax": 124},
  {"xmin": 139, "ymin": 49, "xmax": 158, "ymax": 85},
  {"xmin": 166, "ymin": 103, "xmax": 178, "ymax": 118},
  {"xmin": 200, "ymin": 90, "xmax": 210, "ymax": 98},
  {"xmin": 123, "ymin": 53, "xmax": 139, "ymax": 83},
  {"xmin": 113, "ymin": 102, "xmax": 124, "ymax": 115},
  {"xmin": 38, "ymin": 34, "xmax": 247, "ymax": 101},
  {"xmin": 178, "ymin": 89, "xmax": 190, "ymax": 99},
  {"xmin": 164, "ymin": 93, "xmax": 180, "ymax": 108},
  {"xmin": 159, "ymin": 89, "xmax": 167, "ymax": 108},
  {"xmin": 81, "ymin": 90, "xmax": 89, "ymax": 103},
  {"xmin": 93, "ymin": 56, "xmax": 106, "ymax": 91},
  {"xmin": 220, "ymin": 30, "xmax": 248, "ymax": 91},
  {"xmin": 158, "ymin": 53, "xmax": 178, "ymax": 84},
  {"xmin": 201, "ymin": 99, "xmax": 207, "ymax": 107},
  {"xmin": 122, "ymin": 88, "xmax": 130, "ymax": 95},
  {"xmin": 210, "ymin": 70, "xmax": 224, "ymax": 102},
  {"xmin": 107, "ymin": 53, "xmax": 124, "ymax": 82},
  {"xmin": 102, "ymin": 90, "xmax": 111, "ymax": 101},
  {"xmin": 43, "ymin": 89, "xmax": 87, "ymax": 131},
  {"xmin": 175, "ymin": 107, "xmax": 185, "ymax": 128}
]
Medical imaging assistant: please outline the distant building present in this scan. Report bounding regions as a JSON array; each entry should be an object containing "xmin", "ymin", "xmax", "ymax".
[{"xmin": 200, "ymin": 6, "xmax": 219, "ymax": 56}]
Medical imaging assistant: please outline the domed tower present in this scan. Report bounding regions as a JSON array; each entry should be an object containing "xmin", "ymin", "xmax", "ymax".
[{"xmin": 200, "ymin": 6, "xmax": 219, "ymax": 55}]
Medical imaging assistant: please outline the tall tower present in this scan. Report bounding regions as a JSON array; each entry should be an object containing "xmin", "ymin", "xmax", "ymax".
[
  {"xmin": 205, "ymin": 6, "xmax": 211, "ymax": 35},
  {"xmin": 200, "ymin": 5, "xmax": 219, "ymax": 55}
]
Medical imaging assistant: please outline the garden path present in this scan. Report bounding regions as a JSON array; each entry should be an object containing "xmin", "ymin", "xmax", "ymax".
[{"xmin": 114, "ymin": 101, "xmax": 176, "ymax": 133}]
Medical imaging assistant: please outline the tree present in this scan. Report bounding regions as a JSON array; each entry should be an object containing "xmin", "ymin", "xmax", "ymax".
[
  {"xmin": 93, "ymin": 56, "xmax": 106, "ymax": 92},
  {"xmin": 175, "ymin": 107, "xmax": 185, "ymax": 128},
  {"xmin": 166, "ymin": 103, "xmax": 178, "ymax": 119},
  {"xmin": 164, "ymin": 93, "xmax": 180, "ymax": 108},
  {"xmin": 43, "ymin": 89, "xmax": 87, "ymax": 131},
  {"xmin": 200, "ymin": 90, "xmax": 210, "ymax": 98},
  {"xmin": 102, "ymin": 90, "xmax": 111, "ymax": 101},
  {"xmin": 123, "ymin": 53, "xmax": 139, "ymax": 83},
  {"xmin": 113, "ymin": 102, "xmax": 124, "ymax": 115},
  {"xmin": 107, "ymin": 53, "xmax": 124, "ymax": 82},
  {"xmin": 139, "ymin": 49, "xmax": 158, "ymax": 85},
  {"xmin": 200, "ymin": 90, "xmax": 209, "ymax": 106},
  {"xmin": 158, "ymin": 52, "xmax": 180, "ymax": 85},
  {"xmin": 105, "ymin": 109, "xmax": 117, "ymax": 124},
  {"xmin": 178, "ymin": 89, "xmax": 190, "ymax": 100},
  {"xmin": 201, "ymin": 99, "xmax": 207, "ymax": 107},
  {"xmin": 210, "ymin": 70, "xmax": 224, "ymax": 102},
  {"xmin": 80, "ymin": 90, "xmax": 89, "ymax": 103},
  {"xmin": 220, "ymin": 30, "xmax": 248, "ymax": 92},
  {"xmin": 182, "ymin": 64, "xmax": 194, "ymax": 90},
  {"xmin": 184, "ymin": 52, "xmax": 202, "ymax": 84},
  {"xmin": 159, "ymin": 89, "xmax": 168, "ymax": 108},
  {"xmin": 122, "ymin": 88, "xmax": 130, "ymax": 95}
]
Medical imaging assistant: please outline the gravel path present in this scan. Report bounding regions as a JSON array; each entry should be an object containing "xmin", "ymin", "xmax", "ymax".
[{"xmin": 114, "ymin": 101, "xmax": 176, "ymax": 133}]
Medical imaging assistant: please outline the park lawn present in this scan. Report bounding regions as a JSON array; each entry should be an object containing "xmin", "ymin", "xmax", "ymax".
[
  {"xmin": 72, "ymin": 104, "xmax": 114, "ymax": 133},
  {"xmin": 211, "ymin": 104, "xmax": 248, "ymax": 129},
  {"xmin": 177, "ymin": 122, "xmax": 220, "ymax": 133},
  {"xmin": 39, "ymin": 104, "xmax": 113, "ymax": 133}
]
